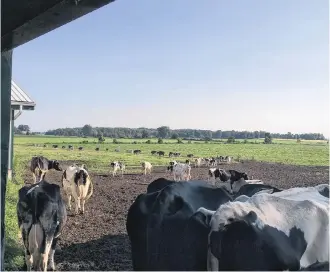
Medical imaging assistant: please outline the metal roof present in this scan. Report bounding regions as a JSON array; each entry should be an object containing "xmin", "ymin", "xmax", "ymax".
[{"xmin": 11, "ymin": 80, "xmax": 36, "ymax": 106}]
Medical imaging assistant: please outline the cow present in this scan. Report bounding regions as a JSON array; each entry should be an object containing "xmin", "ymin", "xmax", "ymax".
[
  {"xmin": 173, "ymin": 163, "xmax": 191, "ymax": 181},
  {"xmin": 110, "ymin": 161, "xmax": 125, "ymax": 177},
  {"xmin": 126, "ymin": 180, "xmax": 233, "ymax": 271},
  {"xmin": 230, "ymin": 177, "xmax": 263, "ymax": 194},
  {"xmin": 208, "ymin": 168, "xmax": 230, "ymax": 182},
  {"xmin": 198, "ymin": 186, "xmax": 329, "ymax": 271},
  {"xmin": 157, "ymin": 151, "xmax": 165, "ymax": 156},
  {"xmin": 194, "ymin": 158, "xmax": 202, "ymax": 168},
  {"xmin": 234, "ymin": 183, "xmax": 282, "ymax": 198},
  {"xmin": 43, "ymin": 145, "xmax": 47, "ymax": 148},
  {"xmin": 169, "ymin": 152, "xmax": 174, "ymax": 157},
  {"xmin": 185, "ymin": 159, "xmax": 190, "ymax": 165},
  {"xmin": 68, "ymin": 145, "xmax": 74, "ymax": 150},
  {"xmin": 17, "ymin": 180, "xmax": 67, "ymax": 271},
  {"xmin": 134, "ymin": 149, "xmax": 141, "ymax": 155},
  {"xmin": 167, "ymin": 161, "xmax": 177, "ymax": 173},
  {"xmin": 105, "ymin": 148, "xmax": 109, "ymax": 151},
  {"xmin": 151, "ymin": 151, "xmax": 157, "ymax": 155},
  {"xmin": 141, "ymin": 161, "xmax": 152, "ymax": 175},
  {"xmin": 61, "ymin": 164, "xmax": 93, "ymax": 214},
  {"xmin": 30, "ymin": 156, "xmax": 62, "ymax": 184},
  {"xmin": 146, "ymin": 178, "xmax": 175, "ymax": 194},
  {"xmin": 95, "ymin": 147, "xmax": 100, "ymax": 151},
  {"xmin": 62, "ymin": 145, "xmax": 66, "ymax": 149},
  {"xmin": 228, "ymin": 169, "xmax": 249, "ymax": 181},
  {"xmin": 224, "ymin": 155, "xmax": 232, "ymax": 163},
  {"xmin": 52, "ymin": 145, "xmax": 58, "ymax": 149},
  {"xmin": 78, "ymin": 146, "xmax": 83, "ymax": 151},
  {"xmin": 187, "ymin": 154, "xmax": 194, "ymax": 158}
]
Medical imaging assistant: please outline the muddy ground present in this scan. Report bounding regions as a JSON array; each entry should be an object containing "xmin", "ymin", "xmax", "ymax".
[{"xmin": 22, "ymin": 161, "xmax": 329, "ymax": 271}]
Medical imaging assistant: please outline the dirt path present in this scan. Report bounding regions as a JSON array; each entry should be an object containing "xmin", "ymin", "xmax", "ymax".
[{"xmin": 22, "ymin": 161, "xmax": 329, "ymax": 271}]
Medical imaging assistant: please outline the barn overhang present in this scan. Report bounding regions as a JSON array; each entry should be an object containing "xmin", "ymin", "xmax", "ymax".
[{"xmin": 1, "ymin": 0, "xmax": 116, "ymax": 52}]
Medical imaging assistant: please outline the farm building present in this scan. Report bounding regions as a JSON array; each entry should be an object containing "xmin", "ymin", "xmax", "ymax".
[{"xmin": 8, "ymin": 81, "xmax": 36, "ymax": 180}]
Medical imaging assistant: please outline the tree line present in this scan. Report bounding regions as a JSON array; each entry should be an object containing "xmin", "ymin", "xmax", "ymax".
[{"xmin": 32, "ymin": 124, "xmax": 327, "ymax": 141}]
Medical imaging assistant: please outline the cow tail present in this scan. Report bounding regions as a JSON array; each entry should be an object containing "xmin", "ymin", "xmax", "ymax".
[{"xmin": 85, "ymin": 177, "xmax": 93, "ymax": 201}]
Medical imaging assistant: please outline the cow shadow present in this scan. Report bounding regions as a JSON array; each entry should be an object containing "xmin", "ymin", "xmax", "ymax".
[{"xmin": 55, "ymin": 233, "xmax": 132, "ymax": 271}]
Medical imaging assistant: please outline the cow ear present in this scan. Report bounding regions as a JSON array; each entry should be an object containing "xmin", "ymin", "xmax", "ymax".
[
  {"xmin": 192, "ymin": 210, "xmax": 213, "ymax": 228},
  {"xmin": 244, "ymin": 210, "xmax": 258, "ymax": 223}
]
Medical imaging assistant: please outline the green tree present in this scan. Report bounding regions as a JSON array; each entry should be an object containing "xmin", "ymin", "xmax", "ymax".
[
  {"xmin": 227, "ymin": 136, "xmax": 235, "ymax": 143},
  {"xmin": 171, "ymin": 133, "xmax": 179, "ymax": 139},
  {"xmin": 264, "ymin": 133, "xmax": 273, "ymax": 144},
  {"xmin": 141, "ymin": 130, "xmax": 149, "ymax": 138},
  {"xmin": 158, "ymin": 138, "xmax": 164, "ymax": 144},
  {"xmin": 82, "ymin": 124, "xmax": 93, "ymax": 137},
  {"xmin": 157, "ymin": 126, "xmax": 170, "ymax": 138}
]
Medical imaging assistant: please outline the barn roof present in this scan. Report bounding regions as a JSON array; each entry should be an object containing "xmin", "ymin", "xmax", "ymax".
[{"xmin": 11, "ymin": 80, "xmax": 36, "ymax": 110}]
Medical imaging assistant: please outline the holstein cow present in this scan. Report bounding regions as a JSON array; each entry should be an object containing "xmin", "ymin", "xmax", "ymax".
[
  {"xmin": 30, "ymin": 156, "xmax": 62, "ymax": 183},
  {"xmin": 167, "ymin": 161, "xmax": 177, "ymax": 173},
  {"xmin": 157, "ymin": 151, "xmax": 165, "ymax": 157},
  {"xmin": 110, "ymin": 161, "xmax": 125, "ymax": 177},
  {"xmin": 126, "ymin": 180, "xmax": 233, "ymax": 271},
  {"xmin": 173, "ymin": 163, "xmax": 191, "ymax": 181},
  {"xmin": 17, "ymin": 180, "xmax": 67, "ymax": 271},
  {"xmin": 234, "ymin": 183, "xmax": 282, "ymax": 198},
  {"xmin": 62, "ymin": 164, "xmax": 93, "ymax": 214},
  {"xmin": 146, "ymin": 178, "xmax": 175, "ymax": 194},
  {"xmin": 230, "ymin": 177, "xmax": 263, "ymax": 194},
  {"xmin": 194, "ymin": 158, "xmax": 202, "ymax": 168},
  {"xmin": 141, "ymin": 161, "xmax": 152, "ymax": 175},
  {"xmin": 198, "ymin": 186, "xmax": 329, "ymax": 271}
]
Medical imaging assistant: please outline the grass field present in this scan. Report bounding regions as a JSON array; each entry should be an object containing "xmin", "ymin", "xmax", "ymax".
[{"xmin": 4, "ymin": 135, "xmax": 329, "ymax": 270}]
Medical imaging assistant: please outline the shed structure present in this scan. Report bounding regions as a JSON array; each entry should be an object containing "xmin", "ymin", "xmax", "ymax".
[{"xmin": 8, "ymin": 81, "xmax": 36, "ymax": 180}]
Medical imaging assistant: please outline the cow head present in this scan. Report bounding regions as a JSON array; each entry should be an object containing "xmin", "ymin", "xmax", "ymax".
[{"xmin": 50, "ymin": 160, "xmax": 62, "ymax": 171}]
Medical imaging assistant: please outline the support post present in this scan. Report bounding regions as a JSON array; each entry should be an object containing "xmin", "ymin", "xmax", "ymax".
[
  {"xmin": 1, "ymin": 50, "xmax": 13, "ymax": 271},
  {"xmin": 7, "ymin": 110, "xmax": 14, "ymax": 180}
]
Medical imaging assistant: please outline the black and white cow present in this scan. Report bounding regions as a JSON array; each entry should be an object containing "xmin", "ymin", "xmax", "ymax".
[
  {"xmin": 126, "ymin": 180, "xmax": 233, "ymax": 271},
  {"xmin": 110, "ymin": 161, "xmax": 125, "ymax": 177},
  {"xmin": 146, "ymin": 178, "xmax": 176, "ymax": 194},
  {"xmin": 133, "ymin": 149, "xmax": 142, "ymax": 155},
  {"xmin": 30, "ymin": 156, "xmax": 62, "ymax": 184},
  {"xmin": 62, "ymin": 165, "xmax": 93, "ymax": 214},
  {"xmin": 197, "ymin": 186, "xmax": 329, "ymax": 271},
  {"xmin": 157, "ymin": 151, "xmax": 165, "ymax": 156},
  {"xmin": 151, "ymin": 151, "xmax": 157, "ymax": 155},
  {"xmin": 78, "ymin": 146, "xmax": 83, "ymax": 151},
  {"xmin": 17, "ymin": 180, "xmax": 67, "ymax": 271}
]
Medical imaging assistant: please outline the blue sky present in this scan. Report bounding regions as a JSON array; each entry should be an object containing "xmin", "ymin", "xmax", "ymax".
[{"xmin": 13, "ymin": 0, "xmax": 329, "ymax": 136}]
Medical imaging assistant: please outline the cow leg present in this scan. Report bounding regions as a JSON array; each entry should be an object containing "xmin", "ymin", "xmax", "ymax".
[
  {"xmin": 48, "ymin": 238, "xmax": 58, "ymax": 271},
  {"xmin": 22, "ymin": 229, "xmax": 33, "ymax": 270},
  {"xmin": 32, "ymin": 172, "xmax": 37, "ymax": 184},
  {"xmin": 75, "ymin": 198, "xmax": 81, "ymax": 214},
  {"xmin": 67, "ymin": 194, "xmax": 72, "ymax": 210},
  {"xmin": 41, "ymin": 236, "xmax": 53, "ymax": 272},
  {"xmin": 81, "ymin": 199, "xmax": 86, "ymax": 214}
]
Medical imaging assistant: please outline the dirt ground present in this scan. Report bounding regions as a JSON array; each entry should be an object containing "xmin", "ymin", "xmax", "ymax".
[{"xmin": 22, "ymin": 161, "xmax": 329, "ymax": 271}]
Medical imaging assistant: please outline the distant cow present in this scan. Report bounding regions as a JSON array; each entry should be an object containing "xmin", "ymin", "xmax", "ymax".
[
  {"xmin": 95, "ymin": 147, "xmax": 100, "ymax": 151},
  {"xmin": 30, "ymin": 156, "xmax": 62, "ymax": 183},
  {"xmin": 141, "ymin": 161, "xmax": 152, "ymax": 175},
  {"xmin": 228, "ymin": 169, "xmax": 249, "ymax": 181},
  {"xmin": 110, "ymin": 161, "xmax": 126, "ymax": 177},
  {"xmin": 208, "ymin": 168, "xmax": 231, "ymax": 182},
  {"xmin": 62, "ymin": 165, "xmax": 93, "ymax": 214},
  {"xmin": 224, "ymin": 155, "xmax": 232, "ymax": 163},
  {"xmin": 134, "ymin": 149, "xmax": 141, "ymax": 155},
  {"xmin": 173, "ymin": 163, "xmax": 191, "ymax": 181},
  {"xmin": 68, "ymin": 145, "xmax": 74, "ymax": 150},
  {"xmin": 17, "ymin": 180, "xmax": 67, "ymax": 271},
  {"xmin": 187, "ymin": 154, "xmax": 194, "ymax": 158},
  {"xmin": 185, "ymin": 159, "xmax": 191, "ymax": 165},
  {"xmin": 157, "ymin": 151, "xmax": 165, "ymax": 156},
  {"xmin": 195, "ymin": 158, "xmax": 202, "ymax": 168},
  {"xmin": 43, "ymin": 144, "xmax": 47, "ymax": 148},
  {"xmin": 52, "ymin": 145, "xmax": 58, "ymax": 149},
  {"xmin": 62, "ymin": 145, "xmax": 66, "ymax": 149},
  {"xmin": 151, "ymin": 151, "xmax": 157, "ymax": 155},
  {"xmin": 106, "ymin": 148, "xmax": 109, "ymax": 151},
  {"xmin": 78, "ymin": 146, "xmax": 83, "ymax": 151}
]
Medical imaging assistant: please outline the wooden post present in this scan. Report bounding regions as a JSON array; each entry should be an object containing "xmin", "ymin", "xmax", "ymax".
[{"xmin": 1, "ymin": 49, "xmax": 13, "ymax": 271}]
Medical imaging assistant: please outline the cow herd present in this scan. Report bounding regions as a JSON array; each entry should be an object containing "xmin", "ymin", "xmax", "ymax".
[{"xmin": 16, "ymin": 155, "xmax": 329, "ymax": 271}]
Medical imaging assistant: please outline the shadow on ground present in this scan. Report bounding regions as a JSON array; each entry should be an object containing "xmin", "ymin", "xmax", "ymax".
[{"xmin": 56, "ymin": 234, "xmax": 132, "ymax": 271}]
